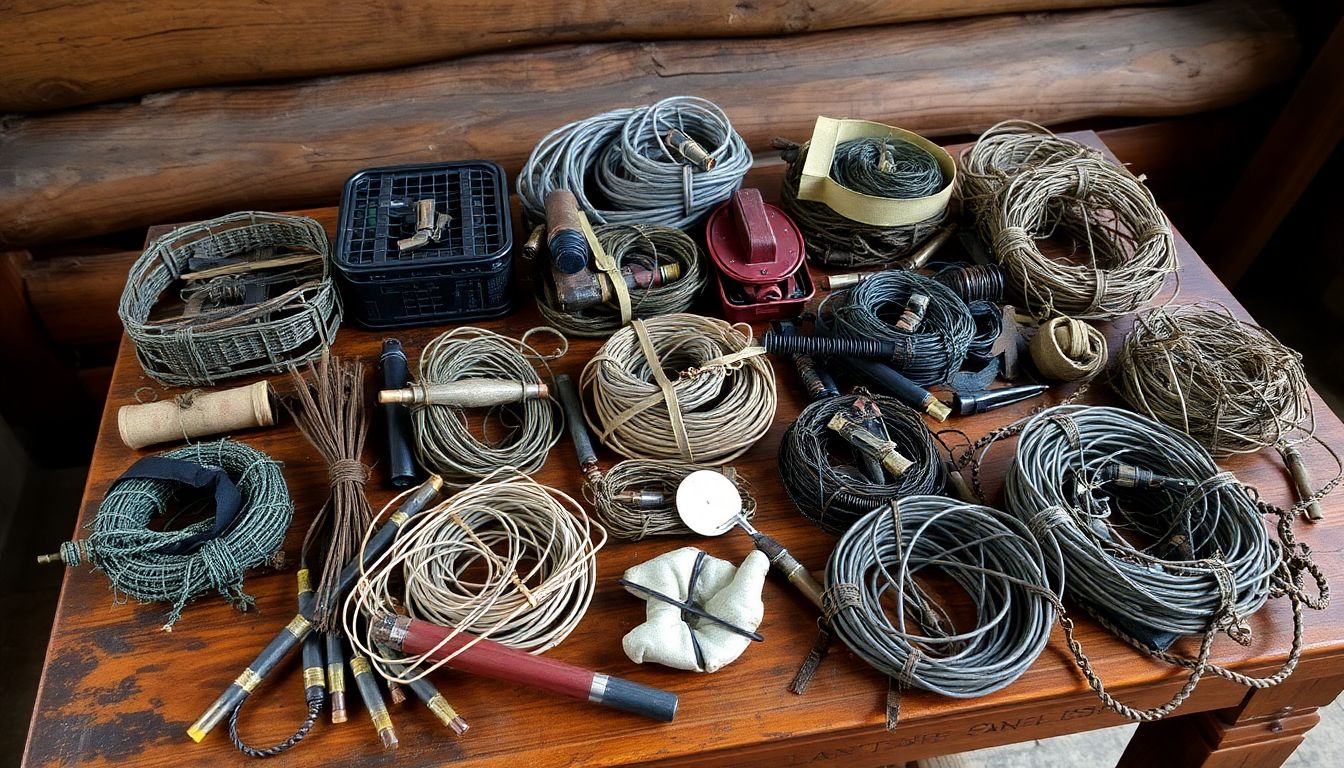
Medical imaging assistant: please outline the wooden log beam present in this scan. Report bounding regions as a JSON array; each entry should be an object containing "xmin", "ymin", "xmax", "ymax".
[
  {"xmin": 0, "ymin": 1, "xmax": 1165, "ymax": 113},
  {"xmin": 0, "ymin": 0, "xmax": 1296, "ymax": 248}
]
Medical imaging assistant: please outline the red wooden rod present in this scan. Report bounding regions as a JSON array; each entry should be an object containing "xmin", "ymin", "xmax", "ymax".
[{"xmin": 372, "ymin": 614, "xmax": 677, "ymax": 722}]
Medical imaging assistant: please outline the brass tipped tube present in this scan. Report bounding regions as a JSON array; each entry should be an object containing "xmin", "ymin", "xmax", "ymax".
[
  {"xmin": 826, "ymin": 412, "xmax": 913, "ymax": 477},
  {"xmin": 188, "ymin": 476, "xmax": 443, "ymax": 744},
  {"xmin": 1283, "ymin": 446, "xmax": 1326, "ymax": 521},
  {"xmin": 326, "ymin": 632, "xmax": 348, "ymax": 724},
  {"xmin": 350, "ymin": 651, "xmax": 398, "ymax": 749},
  {"xmin": 378, "ymin": 379, "xmax": 548, "ymax": 407},
  {"xmin": 380, "ymin": 654, "xmax": 469, "ymax": 735}
]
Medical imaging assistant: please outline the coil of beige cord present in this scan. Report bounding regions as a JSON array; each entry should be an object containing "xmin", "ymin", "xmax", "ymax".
[{"xmin": 581, "ymin": 313, "xmax": 776, "ymax": 465}]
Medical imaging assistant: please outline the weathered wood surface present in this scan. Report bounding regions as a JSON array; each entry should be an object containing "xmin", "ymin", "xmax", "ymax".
[
  {"xmin": 0, "ymin": 0, "xmax": 1296, "ymax": 248},
  {"xmin": 0, "ymin": 1, "xmax": 1165, "ymax": 113},
  {"xmin": 22, "ymin": 133, "xmax": 1344, "ymax": 768}
]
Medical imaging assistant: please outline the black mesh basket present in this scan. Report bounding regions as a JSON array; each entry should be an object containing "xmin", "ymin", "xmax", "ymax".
[{"xmin": 333, "ymin": 161, "xmax": 513, "ymax": 329}]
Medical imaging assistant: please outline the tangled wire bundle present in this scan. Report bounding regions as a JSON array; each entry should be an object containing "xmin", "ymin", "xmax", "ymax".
[
  {"xmin": 780, "ymin": 394, "xmax": 944, "ymax": 535},
  {"xmin": 821, "ymin": 269, "xmax": 977, "ymax": 386},
  {"xmin": 1113, "ymin": 304, "xmax": 1313, "ymax": 456},
  {"xmin": 959, "ymin": 121, "xmax": 1176, "ymax": 320},
  {"xmin": 586, "ymin": 461, "xmax": 757, "ymax": 541},
  {"xmin": 994, "ymin": 404, "xmax": 1327, "ymax": 721},
  {"xmin": 824, "ymin": 496, "xmax": 1057, "ymax": 714},
  {"xmin": 64, "ymin": 439, "xmax": 292, "ymax": 630},
  {"xmin": 776, "ymin": 137, "xmax": 949, "ymax": 268},
  {"xmin": 412, "ymin": 327, "xmax": 564, "ymax": 487},
  {"xmin": 517, "ymin": 96, "xmax": 752, "ymax": 230},
  {"xmin": 536, "ymin": 223, "xmax": 707, "ymax": 337},
  {"xmin": 582, "ymin": 313, "xmax": 776, "ymax": 465},
  {"xmin": 346, "ymin": 471, "xmax": 605, "ymax": 665}
]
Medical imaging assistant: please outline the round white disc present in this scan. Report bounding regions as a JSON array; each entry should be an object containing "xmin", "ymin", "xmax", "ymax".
[{"xmin": 675, "ymin": 470, "xmax": 742, "ymax": 536}]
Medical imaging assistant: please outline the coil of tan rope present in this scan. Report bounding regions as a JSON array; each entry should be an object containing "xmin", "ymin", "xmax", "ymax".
[
  {"xmin": 1029, "ymin": 315, "xmax": 1108, "ymax": 382},
  {"xmin": 580, "ymin": 313, "xmax": 776, "ymax": 465}
]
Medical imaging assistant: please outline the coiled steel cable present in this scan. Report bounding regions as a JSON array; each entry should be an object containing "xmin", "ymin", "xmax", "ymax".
[
  {"xmin": 820, "ymin": 270, "xmax": 976, "ymax": 386},
  {"xmin": 412, "ymin": 327, "xmax": 565, "ymax": 488},
  {"xmin": 517, "ymin": 96, "xmax": 751, "ymax": 230},
  {"xmin": 779, "ymin": 394, "xmax": 945, "ymax": 535},
  {"xmin": 535, "ymin": 223, "xmax": 707, "ymax": 337},
  {"xmin": 581, "ymin": 313, "xmax": 776, "ymax": 465},
  {"xmin": 825, "ymin": 496, "xmax": 1059, "ymax": 707},
  {"xmin": 986, "ymin": 404, "xmax": 1327, "ymax": 721}
]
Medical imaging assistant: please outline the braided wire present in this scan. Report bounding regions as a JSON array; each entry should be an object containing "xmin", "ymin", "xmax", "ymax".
[
  {"xmin": 776, "ymin": 139, "xmax": 949, "ymax": 268},
  {"xmin": 536, "ymin": 223, "xmax": 707, "ymax": 337},
  {"xmin": 581, "ymin": 313, "xmax": 776, "ymax": 465},
  {"xmin": 81, "ymin": 439, "xmax": 292, "ymax": 630},
  {"xmin": 584, "ymin": 461, "xmax": 757, "ymax": 541},
  {"xmin": 959, "ymin": 121, "xmax": 1176, "ymax": 320},
  {"xmin": 820, "ymin": 270, "xmax": 976, "ymax": 386},
  {"xmin": 1113, "ymin": 304, "xmax": 1313, "ymax": 456},
  {"xmin": 780, "ymin": 394, "xmax": 945, "ymax": 535},
  {"xmin": 228, "ymin": 693, "xmax": 323, "ymax": 758},
  {"xmin": 517, "ymin": 96, "xmax": 751, "ymax": 230},
  {"xmin": 412, "ymin": 327, "xmax": 565, "ymax": 487},
  {"xmin": 826, "ymin": 495, "xmax": 1059, "ymax": 698},
  {"xmin": 344, "ymin": 470, "xmax": 606, "ymax": 679}
]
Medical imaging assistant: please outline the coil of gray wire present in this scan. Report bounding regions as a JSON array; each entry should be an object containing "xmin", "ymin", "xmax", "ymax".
[
  {"xmin": 517, "ymin": 96, "xmax": 752, "ymax": 230},
  {"xmin": 412, "ymin": 327, "xmax": 564, "ymax": 487},
  {"xmin": 1000, "ymin": 404, "xmax": 1275, "ymax": 641},
  {"xmin": 535, "ymin": 223, "xmax": 707, "ymax": 337},
  {"xmin": 585, "ymin": 461, "xmax": 757, "ymax": 541},
  {"xmin": 820, "ymin": 269, "xmax": 976, "ymax": 386},
  {"xmin": 825, "ymin": 495, "xmax": 1058, "ymax": 703},
  {"xmin": 779, "ymin": 394, "xmax": 945, "ymax": 535}
]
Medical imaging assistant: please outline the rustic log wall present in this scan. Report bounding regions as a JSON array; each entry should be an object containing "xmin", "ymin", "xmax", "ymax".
[
  {"xmin": 0, "ymin": 0, "xmax": 1296, "ymax": 248},
  {"xmin": 0, "ymin": 1, "xmax": 1164, "ymax": 112}
]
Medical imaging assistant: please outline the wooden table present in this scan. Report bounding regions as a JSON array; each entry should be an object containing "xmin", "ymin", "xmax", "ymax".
[{"xmin": 23, "ymin": 133, "xmax": 1344, "ymax": 768}]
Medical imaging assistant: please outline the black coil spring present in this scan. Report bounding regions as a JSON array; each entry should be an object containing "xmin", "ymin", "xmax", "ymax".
[
  {"xmin": 934, "ymin": 263, "xmax": 1006, "ymax": 304},
  {"xmin": 762, "ymin": 331, "xmax": 898, "ymax": 361}
]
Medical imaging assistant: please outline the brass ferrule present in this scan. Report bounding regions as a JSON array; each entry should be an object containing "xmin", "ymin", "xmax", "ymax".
[
  {"xmin": 826, "ymin": 412, "xmax": 913, "ymax": 477},
  {"xmin": 898, "ymin": 223, "xmax": 957, "ymax": 270},
  {"xmin": 388, "ymin": 682, "xmax": 408, "ymax": 706},
  {"xmin": 379, "ymin": 379, "xmax": 548, "ymax": 407},
  {"xmin": 329, "ymin": 690, "xmax": 348, "ymax": 724},
  {"xmin": 824, "ymin": 272, "xmax": 873, "ymax": 291},
  {"xmin": 922, "ymin": 395, "xmax": 951, "ymax": 423},
  {"xmin": 522, "ymin": 224, "xmax": 546, "ymax": 259},
  {"xmin": 427, "ymin": 694, "xmax": 469, "ymax": 734},
  {"xmin": 666, "ymin": 129, "xmax": 717, "ymax": 171},
  {"xmin": 296, "ymin": 568, "xmax": 312, "ymax": 595}
]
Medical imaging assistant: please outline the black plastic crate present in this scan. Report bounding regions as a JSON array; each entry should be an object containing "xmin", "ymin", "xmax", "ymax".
[{"xmin": 334, "ymin": 161, "xmax": 513, "ymax": 329}]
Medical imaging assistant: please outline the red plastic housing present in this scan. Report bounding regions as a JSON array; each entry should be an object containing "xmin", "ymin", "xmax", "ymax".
[{"xmin": 706, "ymin": 188, "xmax": 815, "ymax": 322}]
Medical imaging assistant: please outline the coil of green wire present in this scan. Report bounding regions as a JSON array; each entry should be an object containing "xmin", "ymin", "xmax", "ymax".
[{"xmin": 55, "ymin": 439, "xmax": 293, "ymax": 630}]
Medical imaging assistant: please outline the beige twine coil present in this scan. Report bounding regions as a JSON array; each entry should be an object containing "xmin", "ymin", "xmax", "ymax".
[{"xmin": 1030, "ymin": 316, "xmax": 1108, "ymax": 382}]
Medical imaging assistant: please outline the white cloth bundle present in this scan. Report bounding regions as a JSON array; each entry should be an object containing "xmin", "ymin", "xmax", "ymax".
[{"xmin": 621, "ymin": 547, "xmax": 768, "ymax": 673}]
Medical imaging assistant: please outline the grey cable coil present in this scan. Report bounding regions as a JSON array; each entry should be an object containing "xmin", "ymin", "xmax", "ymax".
[
  {"xmin": 825, "ymin": 495, "xmax": 1058, "ymax": 699},
  {"xmin": 517, "ymin": 96, "xmax": 752, "ymax": 230}
]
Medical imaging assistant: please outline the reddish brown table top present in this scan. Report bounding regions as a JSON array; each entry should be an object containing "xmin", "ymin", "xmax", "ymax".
[{"xmin": 22, "ymin": 132, "xmax": 1344, "ymax": 768}]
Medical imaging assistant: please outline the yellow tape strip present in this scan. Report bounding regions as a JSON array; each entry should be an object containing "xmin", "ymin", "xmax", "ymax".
[
  {"xmin": 579, "ymin": 212, "xmax": 632, "ymax": 325},
  {"xmin": 798, "ymin": 116, "xmax": 956, "ymax": 227}
]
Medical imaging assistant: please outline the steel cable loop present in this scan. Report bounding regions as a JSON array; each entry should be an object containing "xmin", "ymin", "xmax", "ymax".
[
  {"xmin": 779, "ymin": 394, "xmax": 945, "ymax": 535},
  {"xmin": 581, "ymin": 313, "xmax": 777, "ymax": 465},
  {"xmin": 958, "ymin": 121, "xmax": 1176, "ymax": 321},
  {"xmin": 998, "ymin": 405, "xmax": 1277, "ymax": 639},
  {"xmin": 411, "ymin": 327, "xmax": 565, "ymax": 488},
  {"xmin": 535, "ymin": 223, "xmax": 707, "ymax": 337},
  {"xmin": 1113, "ymin": 303, "xmax": 1313, "ymax": 457},
  {"xmin": 517, "ymin": 96, "xmax": 751, "ymax": 230},
  {"xmin": 584, "ymin": 460, "xmax": 757, "ymax": 541},
  {"xmin": 826, "ymin": 495, "xmax": 1060, "ymax": 699},
  {"xmin": 775, "ymin": 138, "xmax": 949, "ymax": 268},
  {"xmin": 819, "ymin": 270, "xmax": 976, "ymax": 386},
  {"xmin": 344, "ymin": 469, "xmax": 607, "ymax": 680}
]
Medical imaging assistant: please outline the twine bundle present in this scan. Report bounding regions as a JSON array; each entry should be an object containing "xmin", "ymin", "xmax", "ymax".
[
  {"xmin": 119, "ymin": 211, "xmax": 342, "ymax": 386},
  {"xmin": 58, "ymin": 439, "xmax": 292, "ymax": 630},
  {"xmin": 345, "ymin": 471, "xmax": 605, "ymax": 669},
  {"xmin": 959, "ymin": 121, "xmax": 1176, "ymax": 320},
  {"xmin": 581, "ymin": 313, "xmax": 776, "ymax": 465},
  {"xmin": 1030, "ymin": 315, "xmax": 1108, "ymax": 382},
  {"xmin": 779, "ymin": 394, "xmax": 945, "ymax": 535},
  {"xmin": 585, "ymin": 461, "xmax": 757, "ymax": 541},
  {"xmin": 1112, "ymin": 304, "xmax": 1312, "ymax": 456},
  {"xmin": 536, "ymin": 224, "xmax": 707, "ymax": 337},
  {"xmin": 517, "ymin": 96, "xmax": 752, "ymax": 230},
  {"xmin": 285, "ymin": 353, "xmax": 372, "ymax": 631},
  {"xmin": 820, "ymin": 270, "xmax": 976, "ymax": 386},
  {"xmin": 413, "ymin": 327, "xmax": 565, "ymax": 487},
  {"xmin": 776, "ymin": 137, "xmax": 949, "ymax": 267}
]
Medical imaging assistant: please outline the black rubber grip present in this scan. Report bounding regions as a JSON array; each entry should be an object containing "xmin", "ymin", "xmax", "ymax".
[
  {"xmin": 379, "ymin": 339, "xmax": 418, "ymax": 489},
  {"xmin": 554, "ymin": 374, "xmax": 597, "ymax": 469},
  {"xmin": 598, "ymin": 675, "xmax": 678, "ymax": 722},
  {"xmin": 836, "ymin": 359, "xmax": 932, "ymax": 412},
  {"xmin": 763, "ymin": 331, "xmax": 899, "ymax": 362}
]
